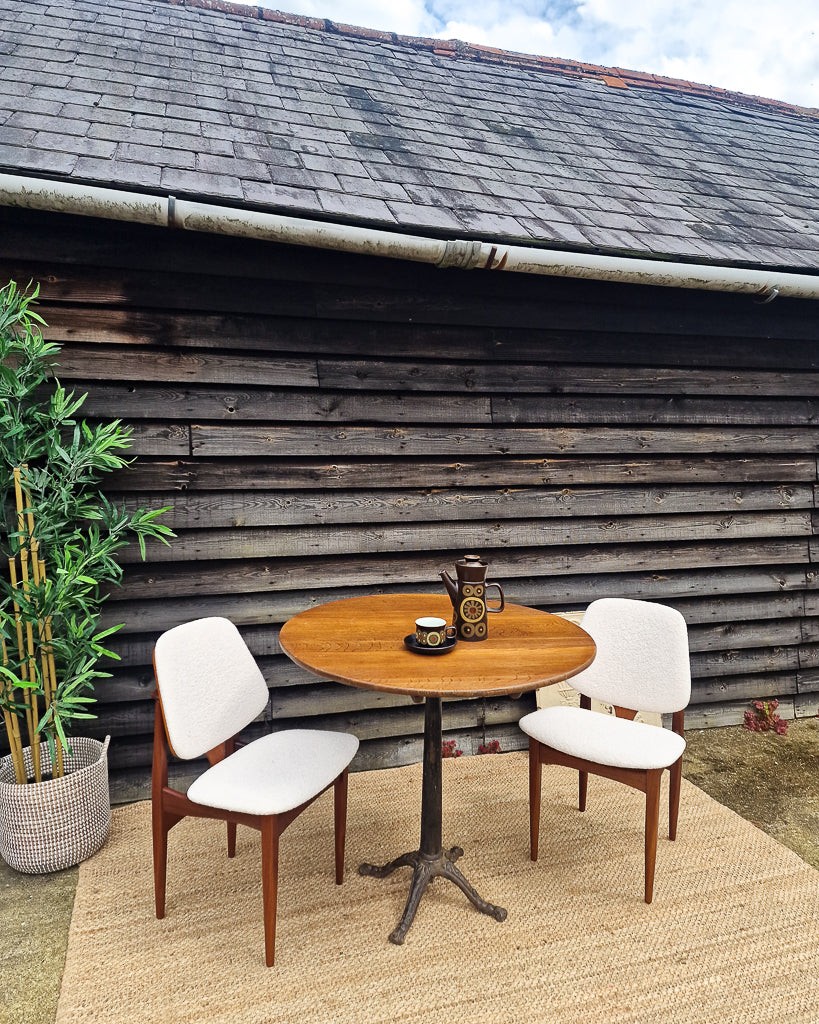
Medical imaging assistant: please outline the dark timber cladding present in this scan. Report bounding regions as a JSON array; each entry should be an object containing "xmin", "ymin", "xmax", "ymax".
[{"xmin": 3, "ymin": 207, "xmax": 819, "ymax": 797}]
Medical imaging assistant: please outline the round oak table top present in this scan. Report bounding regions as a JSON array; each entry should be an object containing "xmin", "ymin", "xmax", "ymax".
[{"xmin": 279, "ymin": 593, "xmax": 596, "ymax": 699}]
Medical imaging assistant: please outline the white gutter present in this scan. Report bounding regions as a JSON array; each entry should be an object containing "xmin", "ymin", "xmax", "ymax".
[{"xmin": 2, "ymin": 172, "xmax": 817, "ymax": 300}]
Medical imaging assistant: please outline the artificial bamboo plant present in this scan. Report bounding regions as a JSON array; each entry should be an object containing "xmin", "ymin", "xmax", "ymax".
[{"xmin": 0, "ymin": 280, "xmax": 174, "ymax": 784}]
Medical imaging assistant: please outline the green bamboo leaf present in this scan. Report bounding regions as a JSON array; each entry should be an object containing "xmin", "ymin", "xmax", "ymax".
[
  {"xmin": 0, "ymin": 665, "xmax": 36, "ymax": 689},
  {"xmin": 92, "ymin": 624, "xmax": 123, "ymax": 641},
  {"xmin": 54, "ymin": 714, "xmax": 70, "ymax": 749},
  {"xmin": 1, "ymin": 280, "xmax": 172, "ymax": 770}
]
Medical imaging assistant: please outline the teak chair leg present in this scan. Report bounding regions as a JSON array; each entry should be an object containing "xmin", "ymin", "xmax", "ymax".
[
  {"xmin": 227, "ymin": 821, "xmax": 237, "ymax": 858},
  {"xmin": 578, "ymin": 694, "xmax": 591, "ymax": 814},
  {"xmin": 528, "ymin": 738, "xmax": 542, "ymax": 861},
  {"xmin": 644, "ymin": 769, "xmax": 661, "ymax": 904},
  {"xmin": 151, "ymin": 699, "xmax": 170, "ymax": 919},
  {"xmin": 261, "ymin": 818, "xmax": 280, "ymax": 968},
  {"xmin": 152, "ymin": 803, "xmax": 169, "ymax": 919},
  {"xmin": 668, "ymin": 757, "xmax": 682, "ymax": 841},
  {"xmin": 334, "ymin": 768, "xmax": 348, "ymax": 884}
]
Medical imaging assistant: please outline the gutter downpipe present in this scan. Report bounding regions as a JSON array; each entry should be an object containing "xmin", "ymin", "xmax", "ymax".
[{"xmin": 2, "ymin": 172, "xmax": 818, "ymax": 300}]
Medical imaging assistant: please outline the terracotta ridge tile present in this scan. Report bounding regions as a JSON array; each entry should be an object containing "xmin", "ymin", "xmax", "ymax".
[{"xmin": 147, "ymin": 0, "xmax": 819, "ymax": 120}]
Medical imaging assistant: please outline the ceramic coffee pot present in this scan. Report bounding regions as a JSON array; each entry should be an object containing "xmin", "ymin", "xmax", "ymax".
[{"xmin": 439, "ymin": 554, "xmax": 505, "ymax": 641}]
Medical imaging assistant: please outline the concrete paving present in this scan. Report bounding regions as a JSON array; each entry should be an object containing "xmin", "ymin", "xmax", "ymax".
[{"xmin": 0, "ymin": 858, "xmax": 76, "ymax": 1024}]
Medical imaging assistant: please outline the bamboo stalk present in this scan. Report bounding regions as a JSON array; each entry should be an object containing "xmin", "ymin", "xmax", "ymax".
[
  {"xmin": 3, "ymin": 709, "xmax": 26, "ymax": 783},
  {"xmin": 1, "ymin": 638, "xmax": 26, "ymax": 784},
  {"xmin": 38, "ymin": 555, "xmax": 64, "ymax": 778},
  {"xmin": 46, "ymin": 618, "xmax": 63, "ymax": 778},
  {"xmin": 7, "ymin": 557, "xmax": 39, "ymax": 781},
  {"xmin": 8, "ymin": 559, "xmax": 30, "ymax": 682},
  {"xmin": 28, "ymin": 484, "xmax": 59, "ymax": 776},
  {"xmin": 13, "ymin": 467, "xmax": 41, "ymax": 782},
  {"xmin": 32, "ymin": 547, "xmax": 50, "ymax": 706}
]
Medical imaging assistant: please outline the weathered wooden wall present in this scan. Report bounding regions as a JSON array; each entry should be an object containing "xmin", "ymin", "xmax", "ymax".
[{"xmin": 3, "ymin": 208, "xmax": 818, "ymax": 799}]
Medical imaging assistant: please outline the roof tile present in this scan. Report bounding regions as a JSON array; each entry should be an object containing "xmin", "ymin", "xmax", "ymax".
[
  {"xmin": 0, "ymin": 126, "xmax": 36, "ymax": 146},
  {"xmin": 160, "ymin": 165, "xmax": 243, "ymax": 197},
  {"xmin": 196, "ymin": 152, "xmax": 272, "ymax": 181},
  {"xmin": 451, "ymin": 208, "xmax": 534, "ymax": 238},
  {"xmin": 242, "ymin": 179, "xmax": 323, "ymax": 212},
  {"xmin": 317, "ymin": 190, "xmax": 398, "ymax": 224},
  {"xmin": 166, "ymin": 132, "xmax": 233, "ymax": 156},
  {"xmin": 2, "ymin": 0, "xmax": 818, "ymax": 269}
]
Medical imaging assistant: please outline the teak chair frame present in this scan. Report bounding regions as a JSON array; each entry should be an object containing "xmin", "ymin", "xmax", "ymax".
[
  {"xmin": 528, "ymin": 696, "xmax": 685, "ymax": 904},
  {"xmin": 151, "ymin": 688, "xmax": 350, "ymax": 967}
]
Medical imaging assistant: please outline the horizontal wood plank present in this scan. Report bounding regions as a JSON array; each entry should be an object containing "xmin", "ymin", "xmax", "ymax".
[
  {"xmin": 687, "ymin": 617, "xmax": 804, "ymax": 652},
  {"xmin": 0, "ymin": 260, "xmax": 319, "ymax": 316},
  {"xmin": 126, "ymin": 422, "xmax": 190, "ymax": 455},
  {"xmin": 494, "ymin": 395, "xmax": 819, "ymax": 426},
  {"xmin": 118, "ymin": 510, "xmax": 813, "ymax": 564},
  {"xmin": 109, "ymin": 455, "xmax": 818, "ymax": 492},
  {"xmin": 691, "ymin": 671, "xmax": 798, "ymax": 703},
  {"xmin": 98, "ymin": 572, "xmax": 812, "ymax": 637},
  {"xmin": 56, "ymin": 345, "xmax": 318, "ymax": 387},
  {"xmin": 38, "ymin": 300, "xmax": 819, "ymax": 368},
  {"xmin": 191, "ymin": 423, "xmax": 819, "ymax": 457},
  {"xmin": 319, "ymin": 359, "xmax": 819, "ymax": 397},
  {"xmin": 17, "ymin": 258, "xmax": 814, "ymax": 339},
  {"xmin": 113, "ymin": 539, "xmax": 811, "ymax": 600},
  {"xmin": 77, "ymin": 382, "xmax": 491, "ymax": 423},
  {"xmin": 794, "ymin": 691, "xmax": 819, "ymax": 715},
  {"xmin": 114, "ymin": 483, "xmax": 812, "ymax": 530},
  {"xmin": 691, "ymin": 645, "xmax": 800, "ymax": 678},
  {"xmin": 685, "ymin": 693, "xmax": 796, "ymax": 728}
]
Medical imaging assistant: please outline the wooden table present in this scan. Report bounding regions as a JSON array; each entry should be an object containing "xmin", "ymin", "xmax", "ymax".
[{"xmin": 279, "ymin": 593, "xmax": 595, "ymax": 944}]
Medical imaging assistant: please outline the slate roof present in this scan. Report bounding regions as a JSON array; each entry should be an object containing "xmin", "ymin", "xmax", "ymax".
[{"xmin": 2, "ymin": 0, "xmax": 819, "ymax": 271}]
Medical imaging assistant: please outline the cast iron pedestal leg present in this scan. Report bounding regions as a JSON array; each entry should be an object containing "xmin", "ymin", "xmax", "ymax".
[{"xmin": 359, "ymin": 696, "xmax": 507, "ymax": 944}]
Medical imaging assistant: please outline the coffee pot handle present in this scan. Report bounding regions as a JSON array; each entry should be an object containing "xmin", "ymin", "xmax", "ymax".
[{"xmin": 486, "ymin": 582, "xmax": 505, "ymax": 613}]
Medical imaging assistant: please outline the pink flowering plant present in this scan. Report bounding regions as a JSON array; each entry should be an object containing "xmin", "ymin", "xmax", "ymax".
[{"xmin": 743, "ymin": 698, "xmax": 788, "ymax": 735}]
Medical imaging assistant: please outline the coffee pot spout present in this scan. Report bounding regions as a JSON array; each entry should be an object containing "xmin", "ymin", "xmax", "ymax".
[{"xmin": 439, "ymin": 569, "xmax": 458, "ymax": 606}]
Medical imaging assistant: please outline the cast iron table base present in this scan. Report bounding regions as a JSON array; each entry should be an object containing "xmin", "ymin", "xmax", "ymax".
[{"xmin": 358, "ymin": 696, "xmax": 508, "ymax": 944}]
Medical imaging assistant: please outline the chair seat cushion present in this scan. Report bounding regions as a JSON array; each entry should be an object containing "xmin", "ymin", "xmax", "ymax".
[
  {"xmin": 519, "ymin": 706, "xmax": 685, "ymax": 770},
  {"xmin": 187, "ymin": 729, "xmax": 359, "ymax": 816}
]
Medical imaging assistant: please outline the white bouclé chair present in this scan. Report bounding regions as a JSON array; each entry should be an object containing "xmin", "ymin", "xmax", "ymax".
[
  {"xmin": 519, "ymin": 598, "xmax": 691, "ymax": 903},
  {"xmin": 151, "ymin": 616, "xmax": 359, "ymax": 966}
]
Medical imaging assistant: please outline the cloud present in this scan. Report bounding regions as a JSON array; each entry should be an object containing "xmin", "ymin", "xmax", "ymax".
[
  {"xmin": 268, "ymin": 0, "xmax": 437, "ymax": 35},
  {"xmin": 575, "ymin": 0, "xmax": 819, "ymax": 105},
  {"xmin": 435, "ymin": 16, "xmax": 561, "ymax": 55},
  {"xmin": 257, "ymin": 0, "xmax": 819, "ymax": 106}
]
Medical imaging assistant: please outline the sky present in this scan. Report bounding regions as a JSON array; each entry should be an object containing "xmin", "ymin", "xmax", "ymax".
[{"xmin": 259, "ymin": 0, "xmax": 819, "ymax": 108}]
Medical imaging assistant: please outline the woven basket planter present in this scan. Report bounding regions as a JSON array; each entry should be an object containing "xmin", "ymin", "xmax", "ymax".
[{"xmin": 0, "ymin": 736, "xmax": 111, "ymax": 874}]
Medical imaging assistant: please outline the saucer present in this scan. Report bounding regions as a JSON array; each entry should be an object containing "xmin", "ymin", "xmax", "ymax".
[{"xmin": 404, "ymin": 634, "xmax": 457, "ymax": 656}]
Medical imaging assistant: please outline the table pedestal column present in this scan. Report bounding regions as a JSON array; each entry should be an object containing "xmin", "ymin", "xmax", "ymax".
[{"xmin": 359, "ymin": 696, "xmax": 507, "ymax": 944}]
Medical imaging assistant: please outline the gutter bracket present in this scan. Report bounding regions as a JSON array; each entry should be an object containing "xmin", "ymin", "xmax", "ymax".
[
  {"xmin": 755, "ymin": 285, "xmax": 779, "ymax": 304},
  {"xmin": 436, "ymin": 239, "xmax": 486, "ymax": 270}
]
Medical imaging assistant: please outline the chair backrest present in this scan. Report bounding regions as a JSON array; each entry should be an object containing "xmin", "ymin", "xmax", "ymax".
[
  {"xmin": 570, "ymin": 598, "xmax": 691, "ymax": 714},
  {"xmin": 154, "ymin": 617, "xmax": 269, "ymax": 760}
]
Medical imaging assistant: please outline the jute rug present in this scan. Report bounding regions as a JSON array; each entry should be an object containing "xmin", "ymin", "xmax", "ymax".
[{"xmin": 57, "ymin": 752, "xmax": 819, "ymax": 1024}]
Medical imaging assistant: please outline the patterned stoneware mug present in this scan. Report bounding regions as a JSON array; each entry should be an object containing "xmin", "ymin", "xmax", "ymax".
[{"xmin": 415, "ymin": 617, "xmax": 457, "ymax": 647}]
